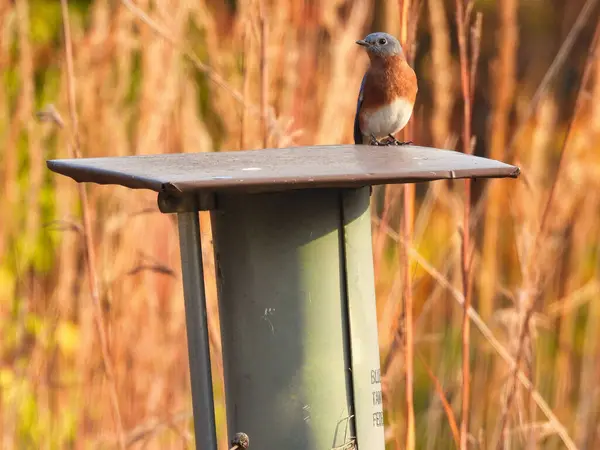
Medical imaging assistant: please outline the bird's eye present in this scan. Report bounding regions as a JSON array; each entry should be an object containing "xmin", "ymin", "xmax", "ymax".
[{"xmin": 378, "ymin": 38, "xmax": 387, "ymax": 45}]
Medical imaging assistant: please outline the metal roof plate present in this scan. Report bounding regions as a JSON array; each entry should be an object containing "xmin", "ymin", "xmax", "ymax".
[{"xmin": 47, "ymin": 145, "xmax": 520, "ymax": 194}]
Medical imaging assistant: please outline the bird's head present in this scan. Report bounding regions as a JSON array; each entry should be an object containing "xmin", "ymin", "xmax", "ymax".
[{"xmin": 356, "ymin": 32, "xmax": 404, "ymax": 59}]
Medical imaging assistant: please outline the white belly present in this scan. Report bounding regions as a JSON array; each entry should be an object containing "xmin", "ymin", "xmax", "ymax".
[{"xmin": 361, "ymin": 98, "xmax": 414, "ymax": 138}]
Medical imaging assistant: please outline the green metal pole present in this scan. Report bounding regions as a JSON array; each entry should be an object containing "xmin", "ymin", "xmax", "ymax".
[{"xmin": 211, "ymin": 187, "xmax": 384, "ymax": 449}]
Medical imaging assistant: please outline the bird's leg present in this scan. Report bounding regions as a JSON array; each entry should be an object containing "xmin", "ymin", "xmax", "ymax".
[
  {"xmin": 387, "ymin": 134, "xmax": 413, "ymax": 146},
  {"xmin": 369, "ymin": 134, "xmax": 385, "ymax": 146}
]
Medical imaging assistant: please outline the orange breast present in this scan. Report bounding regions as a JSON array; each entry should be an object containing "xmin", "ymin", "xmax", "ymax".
[{"xmin": 360, "ymin": 55, "xmax": 418, "ymax": 111}]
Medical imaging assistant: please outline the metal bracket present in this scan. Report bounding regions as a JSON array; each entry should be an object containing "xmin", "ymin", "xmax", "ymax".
[{"xmin": 158, "ymin": 191, "xmax": 217, "ymax": 213}]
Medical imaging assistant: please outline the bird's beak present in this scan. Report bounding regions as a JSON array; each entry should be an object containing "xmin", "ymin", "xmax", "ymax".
[{"xmin": 356, "ymin": 39, "xmax": 370, "ymax": 47}]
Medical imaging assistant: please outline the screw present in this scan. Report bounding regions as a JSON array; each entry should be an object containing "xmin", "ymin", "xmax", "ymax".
[{"xmin": 230, "ymin": 432, "xmax": 249, "ymax": 449}]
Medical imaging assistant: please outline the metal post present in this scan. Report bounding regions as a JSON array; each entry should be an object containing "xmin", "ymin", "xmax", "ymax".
[
  {"xmin": 177, "ymin": 211, "xmax": 218, "ymax": 450},
  {"xmin": 211, "ymin": 187, "xmax": 385, "ymax": 449}
]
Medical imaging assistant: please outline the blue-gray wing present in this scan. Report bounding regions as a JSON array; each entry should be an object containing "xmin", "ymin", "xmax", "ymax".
[{"xmin": 353, "ymin": 73, "xmax": 367, "ymax": 144}]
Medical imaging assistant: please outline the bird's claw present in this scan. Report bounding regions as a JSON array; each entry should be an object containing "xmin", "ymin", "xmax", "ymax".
[
  {"xmin": 369, "ymin": 135, "xmax": 385, "ymax": 146},
  {"xmin": 369, "ymin": 135, "xmax": 413, "ymax": 146},
  {"xmin": 386, "ymin": 135, "xmax": 412, "ymax": 146}
]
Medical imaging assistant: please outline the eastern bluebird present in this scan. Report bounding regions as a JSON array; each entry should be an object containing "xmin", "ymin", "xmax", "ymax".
[{"xmin": 354, "ymin": 32, "xmax": 418, "ymax": 146}]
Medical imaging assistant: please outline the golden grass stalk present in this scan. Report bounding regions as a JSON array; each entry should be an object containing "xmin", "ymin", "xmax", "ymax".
[
  {"xmin": 479, "ymin": 0, "xmax": 517, "ymax": 322},
  {"xmin": 574, "ymin": 223, "xmax": 600, "ymax": 446},
  {"xmin": 398, "ymin": 1, "xmax": 420, "ymax": 448},
  {"xmin": 454, "ymin": 1, "xmax": 480, "ymax": 448},
  {"xmin": 427, "ymin": 0, "xmax": 453, "ymax": 149},
  {"xmin": 59, "ymin": 0, "xmax": 125, "ymax": 448},
  {"xmin": 241, "ymin": 22, "xmax": 250, "ymax": 149},
  {"xmin": 417, "ymin": 351, "xmax": 460, "ymax": 447},
  {"xmin": 401, "ymin": 181, "xmax": 415, "ymax": 450},
  {"xmin": 259, "ymin": 1, "xmax": 269, "ymax": 149}
]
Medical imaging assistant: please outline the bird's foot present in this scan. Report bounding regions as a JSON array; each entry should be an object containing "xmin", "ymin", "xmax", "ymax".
[
  {"xmin": 387, "ymin": 134, "xmax": 413, "ymax": 146},
  {"xmin": 369, "ymin": 134, "xmax": 413, "ymax": 146},
  {"xmin": 369, "ymin": 134, "xmax": 386, "ymax": 146}
]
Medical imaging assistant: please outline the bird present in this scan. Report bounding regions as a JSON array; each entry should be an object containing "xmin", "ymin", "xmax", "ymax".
[{"xmin": 353, "ymin": 32, "xmax": 418, "ymax": 146}]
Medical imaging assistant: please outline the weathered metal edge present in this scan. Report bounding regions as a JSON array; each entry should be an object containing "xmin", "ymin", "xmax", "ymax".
[
  {"xmin": 162, "ymin": 166, "xmax": 521, "ymax": 194},
  {"xmin": 46, "ymin": 159, "xmax": 166, "ymax": 192}
]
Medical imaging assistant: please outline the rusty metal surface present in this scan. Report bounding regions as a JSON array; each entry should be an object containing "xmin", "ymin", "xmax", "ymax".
[{"xmin": 46, "ymin": 145, "xmax": 520, "ymax": 194}]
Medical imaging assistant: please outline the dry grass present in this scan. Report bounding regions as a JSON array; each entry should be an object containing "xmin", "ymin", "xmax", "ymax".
[{"xmin": 1, "ymin": 0, "xmax": 600, "ymax": 449}]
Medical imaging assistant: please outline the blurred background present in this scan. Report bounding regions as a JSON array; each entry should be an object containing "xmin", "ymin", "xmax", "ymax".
[{"xmin": 1, "ymin": 0, "xmax": 600, "ymax": 448}]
